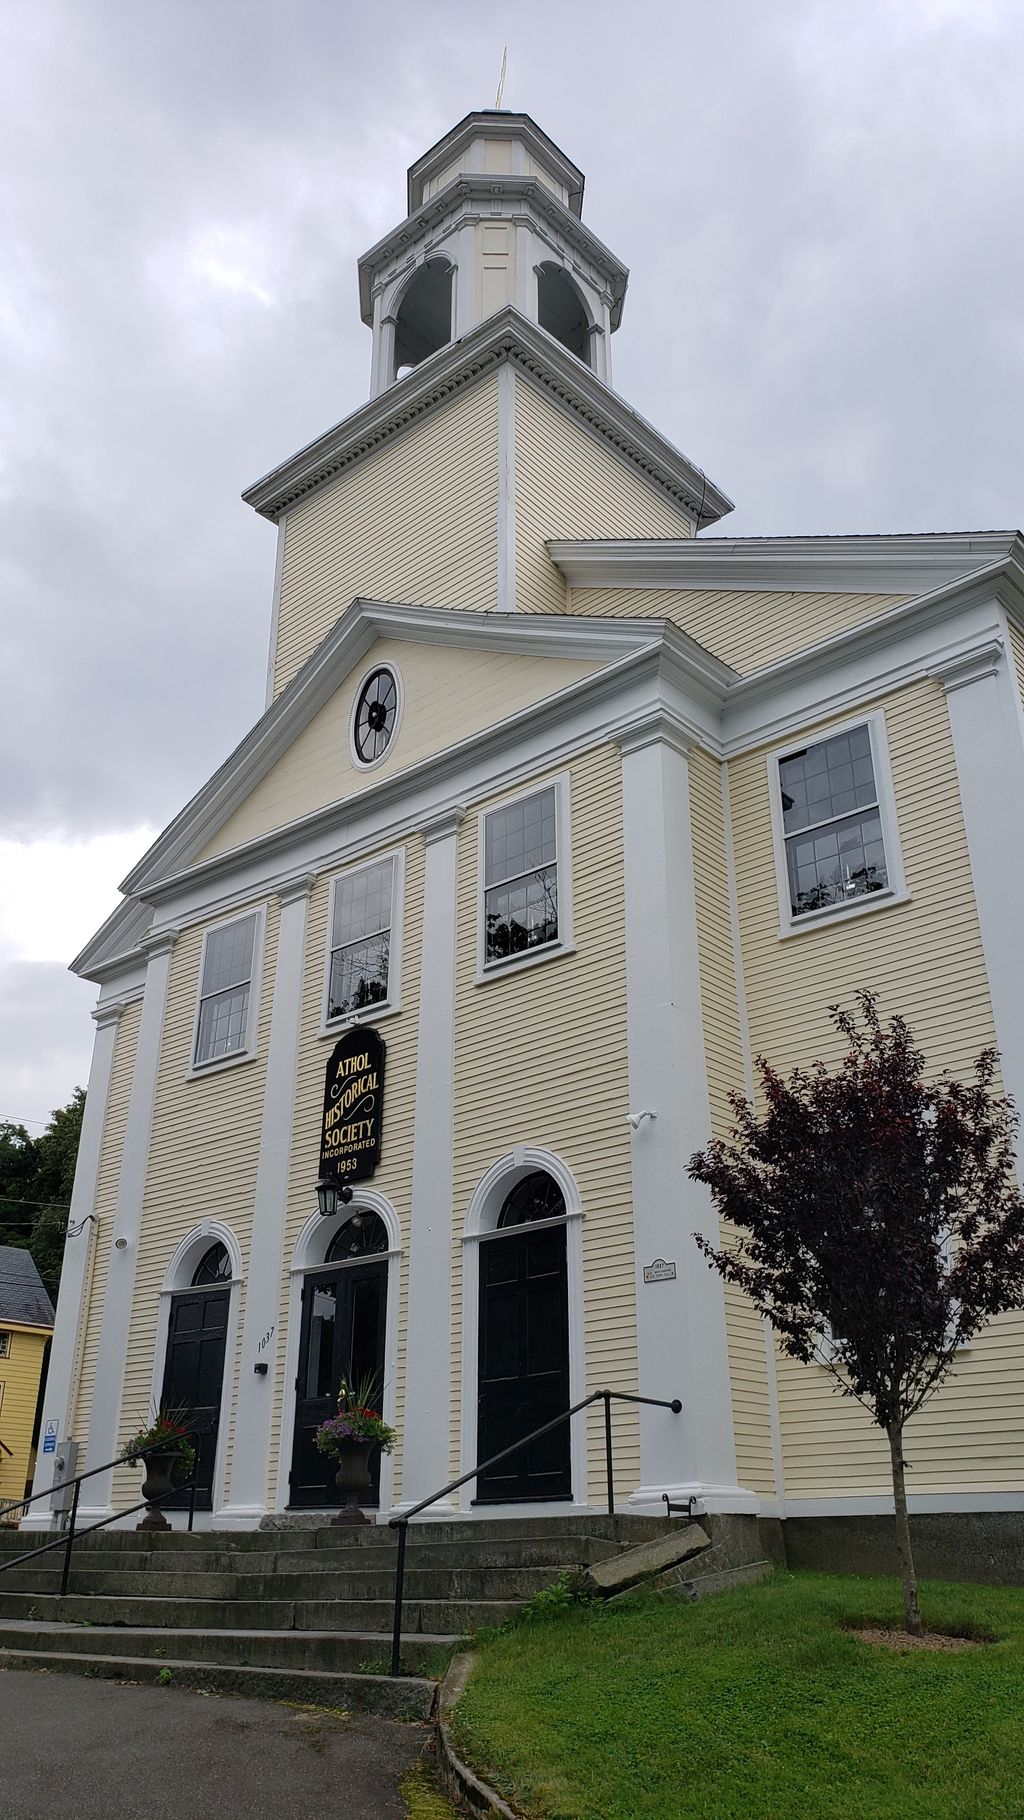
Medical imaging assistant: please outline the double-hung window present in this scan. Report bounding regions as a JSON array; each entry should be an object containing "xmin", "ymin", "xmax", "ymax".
[
  {"xmin": 193, "ymin": 912, "xmax": 260, "ymax": 1068},
  {"xmin": 776, "ymin": 719, "xmax": 896, "ymax": 925},
  {"xmin": 326, "ymin": 856, "xmax": 396, "ymax": 1022},
  {"xmin": 482, "ymin": 784, "xmax": 562, "ymax": 967},
  {"xmin": 0, "ymin": 1331, "xmax": 10, "ymax": 1359}
]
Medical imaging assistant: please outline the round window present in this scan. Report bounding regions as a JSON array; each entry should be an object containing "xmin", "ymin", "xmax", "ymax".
[{"xmin": 353, "ymin": 667, "xmax": 399, "ymax": 766}]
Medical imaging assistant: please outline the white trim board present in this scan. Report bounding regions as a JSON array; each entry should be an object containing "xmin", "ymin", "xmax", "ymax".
[{"xmin": 549, "ymin": 531, "xmax": 1021, "ymax": 595}]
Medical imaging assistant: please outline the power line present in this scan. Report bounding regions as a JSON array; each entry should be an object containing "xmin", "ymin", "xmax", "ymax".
[
  {"xmin": 0, "ymin": 1197, "xmax": 73, "ymax": 1211},
  {"xmin": 0, "ymin": 1114, "xmax": 50, "ymax": 1130}
]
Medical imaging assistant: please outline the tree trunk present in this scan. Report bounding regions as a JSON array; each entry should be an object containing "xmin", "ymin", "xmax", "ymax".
[{"xmin": 886, "ymin": 1421, "xmax": 922, "ymax": 1635}]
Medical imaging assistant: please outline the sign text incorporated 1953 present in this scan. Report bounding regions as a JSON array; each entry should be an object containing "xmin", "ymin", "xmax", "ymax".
[{"xmin": 319, "ymin": 1026, "xmax": 386, "ymax": 1184}]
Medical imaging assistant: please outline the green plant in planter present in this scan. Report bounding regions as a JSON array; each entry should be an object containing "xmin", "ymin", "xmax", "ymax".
[
  {"xmin": 313, "ymin": 1375, "xmax": 397, "ymax": 1458},
  {"xmin": 122, "ymin": 1406, "xmax": 197, "ymax": 1482}
]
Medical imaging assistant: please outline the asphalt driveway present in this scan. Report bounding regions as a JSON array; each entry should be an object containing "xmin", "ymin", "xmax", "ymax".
[{"xmin": 0, "ymin": 1670, "xmax": 426, "ymax": 1820}]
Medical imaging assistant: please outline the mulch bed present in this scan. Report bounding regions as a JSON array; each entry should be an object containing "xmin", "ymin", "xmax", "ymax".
[{"xmin": 851, "ymin": 1626, "xmax": 986, "ymax": 1653}]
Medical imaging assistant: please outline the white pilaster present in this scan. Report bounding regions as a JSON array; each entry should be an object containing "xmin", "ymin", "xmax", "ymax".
[
  {"xmin": 935, "ymin": 635, "xmax": 1024, "ymax": 1166},
  {"xmin": 618, "ymin": 718, "xmax": 754, "ymax": 1515},
  {"xmin": 82, "ymin": 931, "xmax": 177, "ymax": 1515},
  {"xmin": 222, "ymin": 876, "xmax": 314, "ymax": 1521},
  {"xmin": 20, "ymin": 1001, "xmax": 128, "ymax": 1529},
  {"xmin": 454, "ymin": 222, "xmax": 477, "ymax": 336},
  {"xmin": 395, "ymin": 809, "xmax": 462, "ymax": 1510},
  {"xmin": 369, "ymin": 289, "xmax": 397, "ymax": 398},
  {"xmin": 496, "ymin": 364, "xmax": 517, "ymax": 615}
]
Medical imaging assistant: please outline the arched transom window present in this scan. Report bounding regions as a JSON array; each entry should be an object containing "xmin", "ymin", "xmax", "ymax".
[
  {"xmin": 325, "ymin": 1210, "xmax": 390, "ymax": 1262},
  {"xmin": 496, "ymin": 1172, "xmax": 567, "ymax": 1229},
  {"xmin": 191, "ymin": 1242, "xmax": 232, "ymax": 1286}
]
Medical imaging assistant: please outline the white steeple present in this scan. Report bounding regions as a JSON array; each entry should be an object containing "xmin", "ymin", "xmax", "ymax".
[{"xmin": 358, "ymin": 111, "xmax": 628, "ymax": 398}]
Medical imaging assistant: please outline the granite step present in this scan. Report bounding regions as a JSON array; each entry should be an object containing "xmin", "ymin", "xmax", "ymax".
[
  {"xmin": 0, "ymin": 1589, "xmax": 521, "ymax": 1633},
  {"xmin": 0, "ymin": 1619, "xmax": 453, "ymax": 1674},
  {"xmin": 0, "ymin": 1648, "xmax": 436, "ymax": 1716},
  {"xmin": 0, "ymin": 1563, "xmax": 571, "ymax": 1602}
]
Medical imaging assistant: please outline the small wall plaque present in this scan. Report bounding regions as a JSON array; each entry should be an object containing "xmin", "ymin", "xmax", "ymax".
[{"xmin": 643, "ymin": 1258, "xmax": 677, "ymax": 1284}]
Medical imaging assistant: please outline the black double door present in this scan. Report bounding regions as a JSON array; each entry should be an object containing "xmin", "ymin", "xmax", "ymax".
[
  {"xmin": 476, "ymin": 1222, "xmax": 571, "ymax": 1503},
  {"xmin": 289, "ymin": 1259, "xmax": 388, "ymax": 1508},
  {"xmin": 161, "ymin": 1287, "xmax": 229, "ymax": 1509}
]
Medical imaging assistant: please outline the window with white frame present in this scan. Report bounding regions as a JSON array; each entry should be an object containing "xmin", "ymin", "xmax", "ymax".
[
  {"xmin": 326, "ymin": 857, "xmax": 395, "ymax": 1021},
  {"xmin": 777, "ymin": 723, "xmax": 890, "ymax": 921},
  {"xmin": 193, "ymin": 913, "xmax": 259, "ymax": 1067},
  {"xmin": 0, "ymin": 1330, "xmax": 10, "ymax": 1359},
  {"xmin": 483, "ymin": 786, "xmax": 560, "ymax": 964}
]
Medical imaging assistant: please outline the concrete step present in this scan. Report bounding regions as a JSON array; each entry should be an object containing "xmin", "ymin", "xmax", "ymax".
[
  {"xmin": 0, "ymin": 1648, "xmax": 436, "ymax": 1717},
  {"xmin": 0, "ymin": 1589, "xmax": 521, "ymax": 1633},
  {"xmin": 0, "ymin": 1513, "xmax": 667, "ymax": 1551},
  {"xmin": 0, "ymin": 1536, "xmax": 617, "ymax": 1577},
  {"xmin": 0, "ymin": 1619, "xmax": 453, "ymax": 1674},
  {"xmin": 0, "ymin": 1563, "xmax": 570, "ymax": 1602}
]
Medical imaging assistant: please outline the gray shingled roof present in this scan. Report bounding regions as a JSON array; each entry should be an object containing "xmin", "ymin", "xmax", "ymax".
[{"xmin": 0, "ymin": 1246, "xmax": 55, "ymax": 1328}]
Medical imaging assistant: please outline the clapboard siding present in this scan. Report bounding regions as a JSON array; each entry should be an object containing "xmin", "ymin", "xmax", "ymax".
[
  {"xmin": 273, "ymin": 379, "xmax": 500, "ymax": 695},
  {"xmin": 514, "ymin": 378, "xmax": 693, "ymax": 617},
  {"xmin": 200, "ymin": 641, "xmax": 600, "ymax": 863},
  {"xmin": 451, "ymin": 746, "xmax": 641, "ymax": 1501},
  {"xmin": 688, "ymin": 746, "xmax": 775, "ymax": 1495},
  {"xmin": 110, "ymin": 909, "xmax": 280, "ymax": 1510},
  {"xmin": 729, "ymin": 678, "xmax": 1024, "ymax": 1497},
  {"xmin": 568, "ymin": 586, "xmax": 909, "ymax": 674},
  {"xmin": 70, "ymin": 1002, "xmax": 142, "ymax": 1454},
  {"xmin": 266, "ymin": 837, "xmax": 424, "ymax": 1507}
]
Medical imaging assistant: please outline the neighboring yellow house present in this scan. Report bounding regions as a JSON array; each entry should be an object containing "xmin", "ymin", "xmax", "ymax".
[
  {"xmin": 0, "ymin": 1248, "xmax": 54, "ymax": 1514},
  {"xmin": 25, "ymin": 112, "xmax": 1024, "ymax": 1564}
]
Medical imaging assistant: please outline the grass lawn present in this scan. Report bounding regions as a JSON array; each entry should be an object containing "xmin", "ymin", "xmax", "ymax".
[{"xmin": 450, "ymin": 1572, "xmax": 1024, "ymax": 1820}]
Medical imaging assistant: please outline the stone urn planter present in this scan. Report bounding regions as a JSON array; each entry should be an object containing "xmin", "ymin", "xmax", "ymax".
[
  {"xmin": 332, "ymin": 1436, "xmax": 374, "ymax": 1525},
  {"xmin": 136, "ymin": 1448, "xmax": 180, "ymax": 1531},
  {"xmin": 315, "ymin": 1381, "xmax": 396, "ymax": 1528}
]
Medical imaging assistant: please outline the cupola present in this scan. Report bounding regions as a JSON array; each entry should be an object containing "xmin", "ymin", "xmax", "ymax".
[{"xmin": 359, "ymin": 111, "xmax": 629, "ymax": 397}]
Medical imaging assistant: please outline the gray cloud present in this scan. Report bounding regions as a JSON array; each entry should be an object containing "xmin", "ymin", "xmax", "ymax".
[{"xmin": 1, "ymin": 0, "xmax": 1022, "ymax": 1114}]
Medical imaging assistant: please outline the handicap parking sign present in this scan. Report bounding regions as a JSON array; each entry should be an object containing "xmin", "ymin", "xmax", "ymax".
[{"xmin": 42, "ymin": 1421, "xmax": 58, "ymax": 1455}]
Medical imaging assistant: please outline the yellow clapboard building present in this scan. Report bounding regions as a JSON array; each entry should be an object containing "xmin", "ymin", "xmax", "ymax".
[
  {"xmin": 0, "ymin": 1248, "xmax": 54, "ymax": 1513},
  {"xmin": 27, "ymin": 113, "xmax": 1024, "ymax": 1557}
]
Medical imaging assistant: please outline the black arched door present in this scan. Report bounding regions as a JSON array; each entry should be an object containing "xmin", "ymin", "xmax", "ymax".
[
  {"xmin": 160, "ymin": 1243, "xmax": 232, "ymax": 1510},
  {"xmin": 289, "ymin": 1212, "xmax": 389, "ymax": 1509},
  {"xmin": 476, "ymin": 1174, "xmax": 571, "ymax": 1504}
]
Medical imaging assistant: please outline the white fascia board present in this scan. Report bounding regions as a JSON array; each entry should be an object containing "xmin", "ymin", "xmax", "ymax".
[
  {"xmin": 241, "ymin": 306, "xmax": 731, "ymax": 528},
  {"xmin": 70, "ymin": 896, "xmax": 154, "ymax": 981},
  {"xmin": 115, "ymin": 603, "xmax": 662, "ymax": 903},
  {"xmin": 548, "ymin": 531, "xmax": 1020, "ymax": 595}
]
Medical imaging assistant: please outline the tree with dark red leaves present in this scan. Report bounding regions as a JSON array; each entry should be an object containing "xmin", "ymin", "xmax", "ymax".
[{"xmin": 689, "ymin": 993, "xmax": 1024, "ymax": 1635}]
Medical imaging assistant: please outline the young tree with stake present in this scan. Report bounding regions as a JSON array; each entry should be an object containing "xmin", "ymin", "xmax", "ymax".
[{"xmin": 689, "ymin": 994, "xmax": 1024, "ymax": 1635}]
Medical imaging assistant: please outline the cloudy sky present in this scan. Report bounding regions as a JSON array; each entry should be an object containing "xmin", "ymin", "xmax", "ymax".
[{"xmin": 1, "ymin": 0, "xmax": 1022, "ymax": 1132}]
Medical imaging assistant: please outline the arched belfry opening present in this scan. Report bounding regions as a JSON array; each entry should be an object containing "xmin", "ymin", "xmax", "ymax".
[
  {"xmin": 537, "ymin": 262, "xmax": 591, "ymax": 366},
  {"xmin": 393, "ymin": 258, "xmax": 454, "ymax": 379}
]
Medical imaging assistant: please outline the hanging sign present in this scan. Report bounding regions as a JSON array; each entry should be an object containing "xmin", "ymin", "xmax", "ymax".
[
  {"xmin": 319, "ymin": 1027, "xmax": 386, "ymax": 1184},
  {"xmin": 643, "ymin": 1258, "xmax": 677, "ymax": 1284}
]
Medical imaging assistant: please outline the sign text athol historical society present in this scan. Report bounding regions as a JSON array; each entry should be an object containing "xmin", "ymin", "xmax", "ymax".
[{"xmin": 319, "ymin": 1027, "xmax": 386, "ymax": 1183}]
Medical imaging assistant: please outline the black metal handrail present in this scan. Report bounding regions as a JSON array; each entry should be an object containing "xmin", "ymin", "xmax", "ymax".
[
  {"xmin": 0, "ymin": 1437, "xmax": 201, "ymax": 1596},
  {"xmin": 387, "ymin": 1387, "xmax": 681, "ymax": 1675}
]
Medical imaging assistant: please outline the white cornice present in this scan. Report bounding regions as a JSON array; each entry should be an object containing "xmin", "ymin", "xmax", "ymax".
[
  {"xmin": 114, "ymin": 602, "xmax": 662, "ymax": 904},
  {"xmin": 73, "ymin": 548, "xmax": 1024, "ymax": 983},
  {"xmin": 406, "ymin": 112, "xmax": 586, "ymax": 218},
  {"xmin": 357, "ymin": 176, "xmax": 625, "ymax": 325},
  {"xmin": 240, "ymin": 307, "xmax": 731, "ymax": 529},
  {"xmin": 548, "ymin": 531, "xmax": 1020, "ymax": 595}
]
